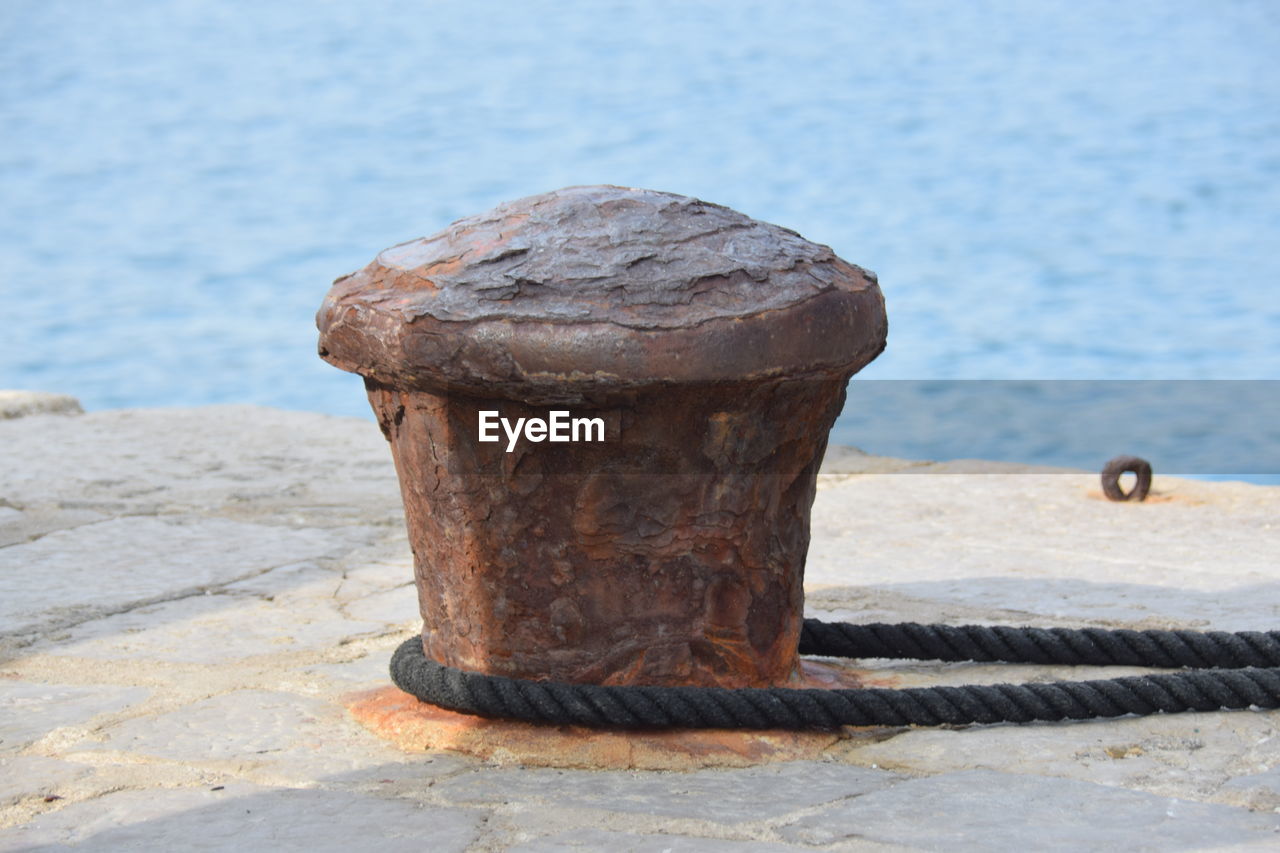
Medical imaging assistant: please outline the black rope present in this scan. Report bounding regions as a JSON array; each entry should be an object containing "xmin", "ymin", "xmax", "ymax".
[
  {"xmin": 390, "ymin": 619, "xmax": 1280, "ymax": 730},
  {"xmin": 797, "ymin": 620, "xmax": 1280, "ymax": 669}
]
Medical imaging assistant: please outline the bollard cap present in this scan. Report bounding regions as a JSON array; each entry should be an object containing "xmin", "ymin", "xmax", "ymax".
[{"xmin": 318, "ymin": 186, "xmax": 886, "ymax": 403}]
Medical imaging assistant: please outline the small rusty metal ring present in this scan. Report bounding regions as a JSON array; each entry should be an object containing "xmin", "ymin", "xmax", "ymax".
[{"xmin": 1101, "ymin": 455, "xmax": 1153, "ymax": 502}]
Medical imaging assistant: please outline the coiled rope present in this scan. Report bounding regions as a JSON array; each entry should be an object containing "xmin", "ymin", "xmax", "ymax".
[{"xmin": 390, "ymin": 619, "xmax": 1280, "ymax": 729}]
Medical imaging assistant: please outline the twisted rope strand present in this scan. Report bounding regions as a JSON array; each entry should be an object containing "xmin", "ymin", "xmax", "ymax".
[{"xmin": 796, "ymin": 620, "xmax": 1280, "ymax": 669}]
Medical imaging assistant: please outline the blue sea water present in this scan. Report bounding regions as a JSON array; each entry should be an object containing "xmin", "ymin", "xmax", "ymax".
[{"xmin": 2, "ymin": 1, "xmax": 1278, "ymax": 476}]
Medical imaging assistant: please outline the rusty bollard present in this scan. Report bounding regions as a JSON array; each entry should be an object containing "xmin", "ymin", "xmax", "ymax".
[{"xmin": 317, "ymin": 186, "xmax": 886, "ymax": 690}]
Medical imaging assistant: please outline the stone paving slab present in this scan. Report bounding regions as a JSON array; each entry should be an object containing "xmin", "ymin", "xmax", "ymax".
[
  {"xmin": 504, "ymin": 829, "xmax": 823, "ymax": 853},
  {"xmin": 0, "ymin": 517, "xmax": 375, "ymax": 639},
  {"xmin": 43, "ymin": 564, "xmax": 398, "ymax": 664},
  {"xmin": 0, "ymin": 405, "xmax": 402, "ymax": 524},
  {"xmin": 0, "ymin": 683, "xmax": 150, "ymax": 754},
  {"xmin": 1, "ymin": 404, "xmax": 1278, "ymax": 850},
  {"xmin": 0, "ymin": 756, "xmax": 91, "ymax": 804},
  {"xmin": 433, "ymin": 762, "xmax": 903, "ymax": 824},
  {"xmin": 830, "ymin": 710, "xmax": 1280, "ymax": 808},
  {"xmin": 1223, "ymin": 766, "xmax": 1280, "ymax": 812},
  {"xmin": 0, "ymin": 783, "xmax": 485, "ymax": 852},
  {"xmin": 777, "ymin": 769, "xmax": 1280, "ymax": 850}
]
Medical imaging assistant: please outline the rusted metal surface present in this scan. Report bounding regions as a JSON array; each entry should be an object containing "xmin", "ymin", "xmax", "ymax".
[
  {"xmin": 1101, "ymin": 455, "xmax": 1153, "ymax": 502},
  {"xmin": 317, "ymin": 186, "xmax": 885, "ymax": 404},
  {"xmin": 318, "ymin": 186, "xmax": 887, "ymax": 689}
]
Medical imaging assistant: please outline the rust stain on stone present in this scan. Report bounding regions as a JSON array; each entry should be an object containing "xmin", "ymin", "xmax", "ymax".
[{"xmin": 345, "ymin": 679, "xmax": 879, "ymax": 770}]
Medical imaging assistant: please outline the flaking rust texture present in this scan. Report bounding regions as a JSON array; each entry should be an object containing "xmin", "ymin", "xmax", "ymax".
[{"xmin": 318, "ymin": 186, "xmax": 887, "ymax": 689}]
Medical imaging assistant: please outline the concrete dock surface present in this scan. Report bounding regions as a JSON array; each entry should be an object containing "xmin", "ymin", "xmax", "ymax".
[{"xmin": 1, "ymin": 402, "xmax": 1278, "ymax": 851}]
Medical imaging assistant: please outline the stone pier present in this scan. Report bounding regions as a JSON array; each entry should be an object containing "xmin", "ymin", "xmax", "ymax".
[{"xmin": 1, "ymin": 399, "xmax": 1278, "ymax": 850}]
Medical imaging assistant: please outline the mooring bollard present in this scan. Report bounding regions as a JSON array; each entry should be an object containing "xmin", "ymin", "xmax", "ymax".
[{"xmin": 317, "ymin": 186, "xmax": 886, "ymax": 690}]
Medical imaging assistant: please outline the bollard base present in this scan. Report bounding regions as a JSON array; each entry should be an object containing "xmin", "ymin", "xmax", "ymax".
[{"xmin": 345, "ymin": 661, "xmax": 891, "ymax": 770}]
